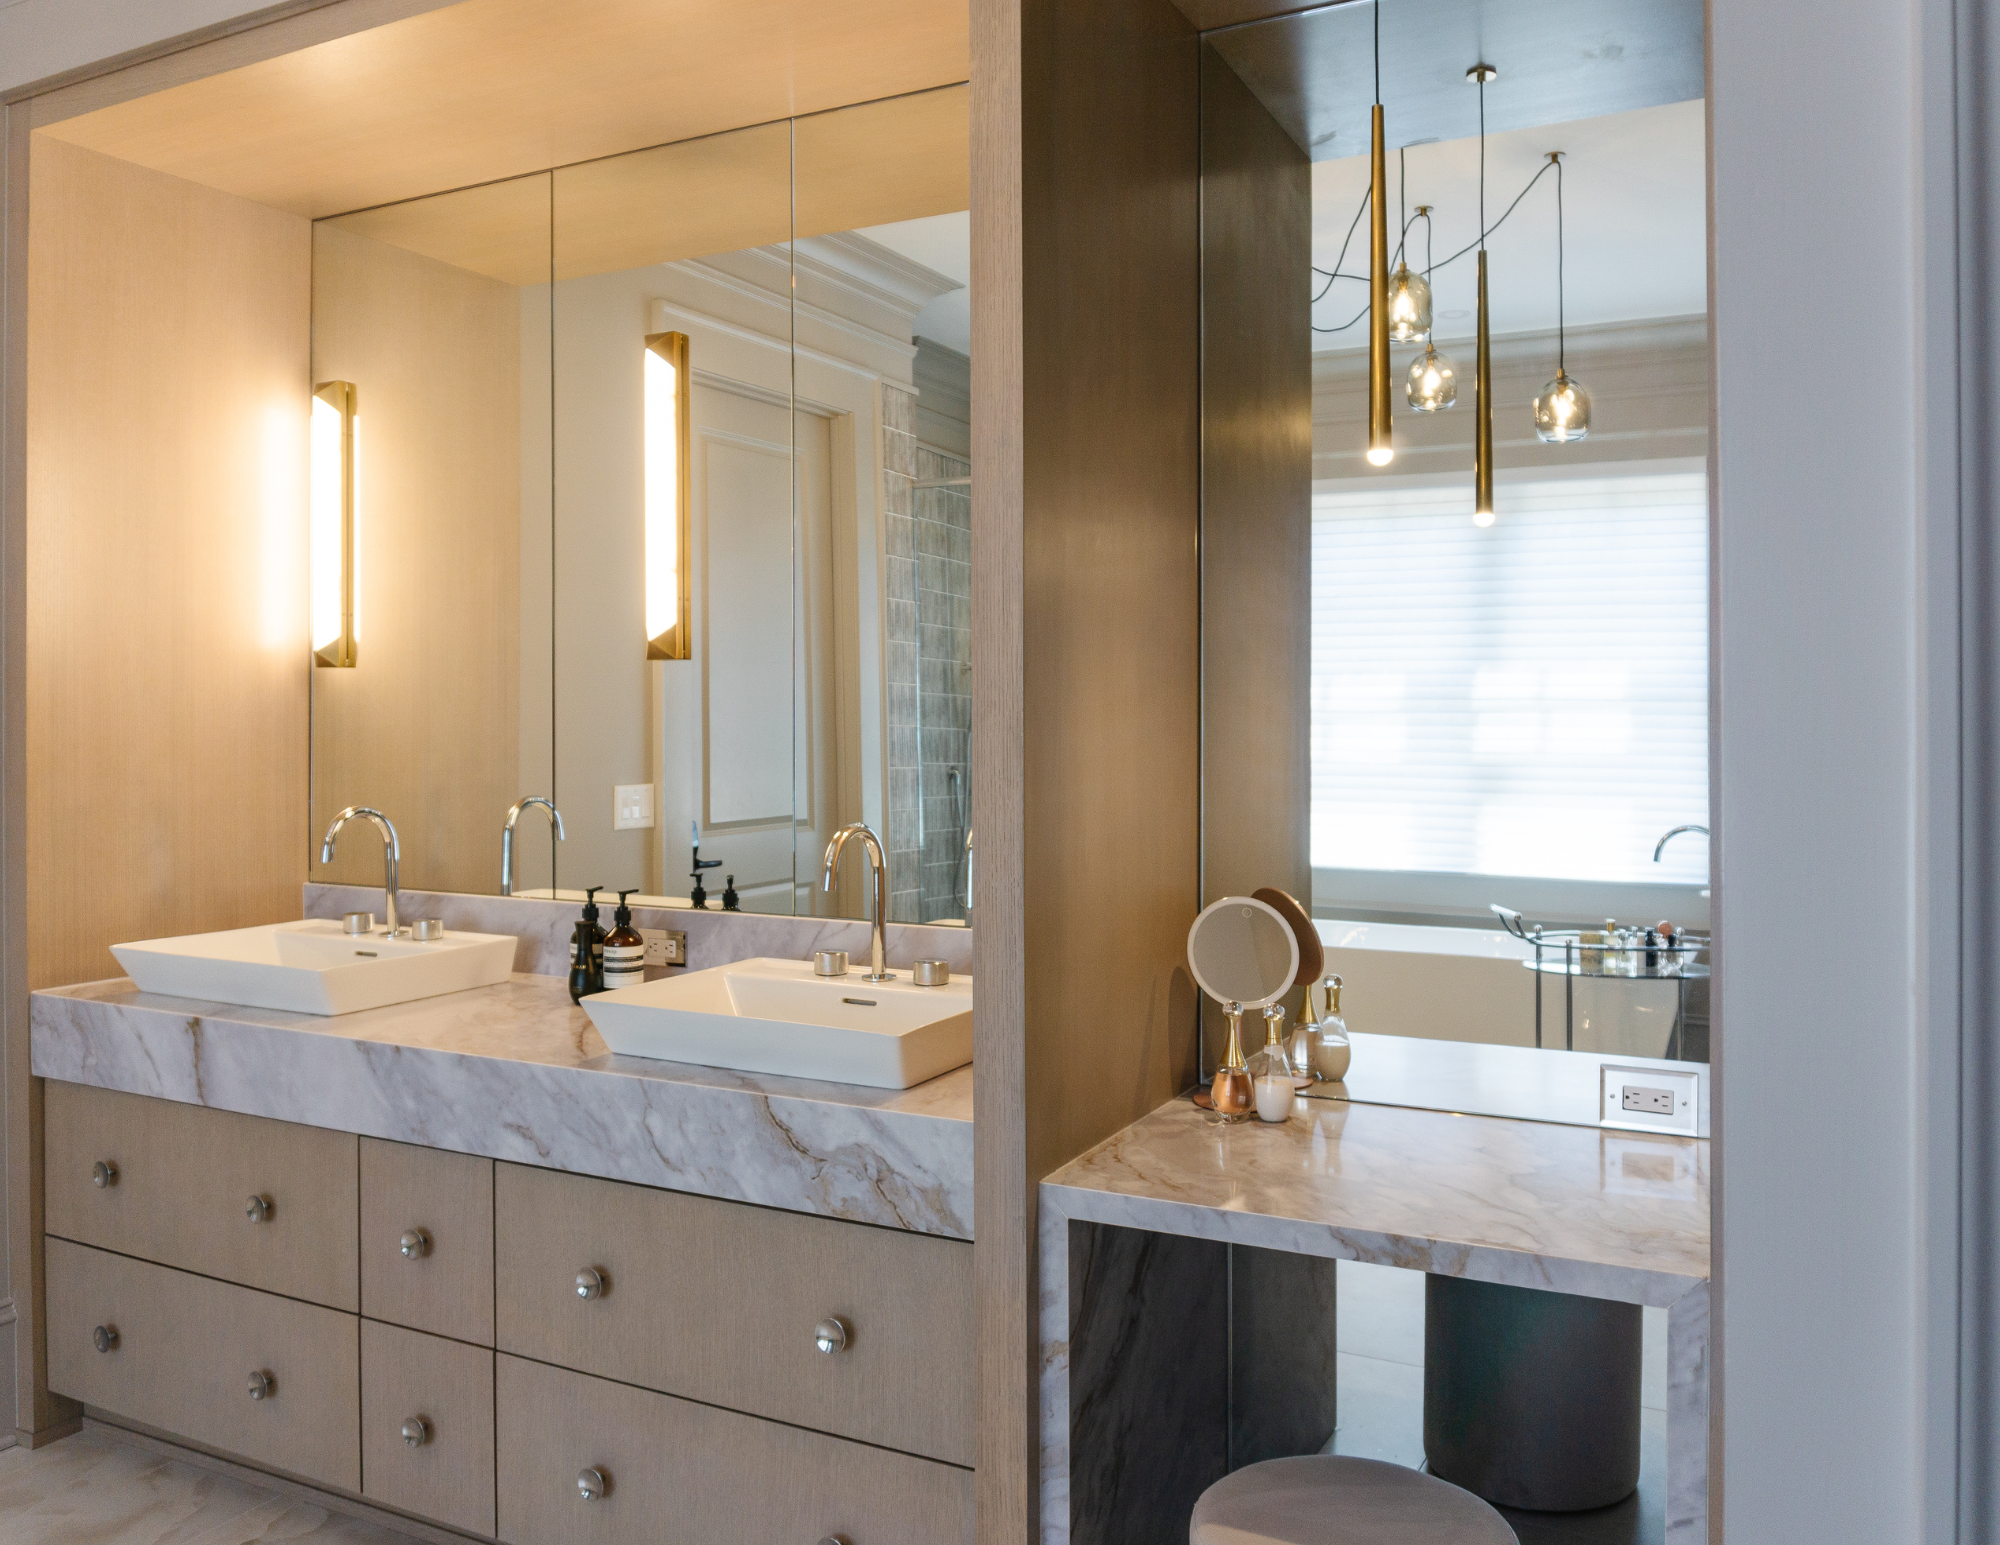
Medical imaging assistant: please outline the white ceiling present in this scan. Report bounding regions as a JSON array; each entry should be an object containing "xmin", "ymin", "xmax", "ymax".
[
  {"xmin": 1312, "ymin": 97, "xmax": 1706, "ymax": 352},
  {"xmin": 853, "ymin": 210, "xmax": 971, "ymax": 356}
]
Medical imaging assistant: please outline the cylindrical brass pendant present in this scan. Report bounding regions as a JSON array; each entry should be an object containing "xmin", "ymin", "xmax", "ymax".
[
  {"xmin": 1474, "ymin": 248, "xmax": 1494, "ymax": 521},
  {"xmin": 1368, "ymin": 103, "xmax": 1393, "ymax": 466}
]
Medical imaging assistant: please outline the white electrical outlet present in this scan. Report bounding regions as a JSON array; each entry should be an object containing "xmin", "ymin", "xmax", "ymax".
[
  {"xmin": 638, "ymin": 929, "xmax": 686, "ymax": 967},
  {"xmin": 1600, "ymin": 1063, "xmax": 1701, "ymax": 1136},
  {"xmin": 613, "ymin": 784, "xmax": 655, "ymax": 831}
]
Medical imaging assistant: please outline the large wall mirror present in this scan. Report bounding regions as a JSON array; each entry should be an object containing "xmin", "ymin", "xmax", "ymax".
[
  {"xmin": 1201, "ymin": 0, "xmax": 1709, "ymax": 1120},
  {"xmin": 309, "ymin": 87, "xmax": 971, "ymax": 925}
]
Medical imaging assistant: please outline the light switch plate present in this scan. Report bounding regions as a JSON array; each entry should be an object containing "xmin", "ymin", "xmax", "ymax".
[
  {"xmin": 613, "ymin": 784, "xmax": 655, "ymax": 830},
  {"xmin": 1599, "ymin": 1063, "xmax": 1700, "ymax": 1136},
  {"xmin": 638, "ymin": 929, "xmax": 686, "ymax": 967}
]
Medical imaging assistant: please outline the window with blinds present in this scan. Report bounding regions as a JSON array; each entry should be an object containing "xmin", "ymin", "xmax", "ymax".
[{"xmin": 1311, "ymin": 468, "xmax": 1710, "ymax": 890}]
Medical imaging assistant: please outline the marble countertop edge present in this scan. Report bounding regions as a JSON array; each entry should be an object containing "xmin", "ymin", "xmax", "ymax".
[{"xmin": 1039, "ymin": 1179, "xmax": 1703, "ymax": 1306}]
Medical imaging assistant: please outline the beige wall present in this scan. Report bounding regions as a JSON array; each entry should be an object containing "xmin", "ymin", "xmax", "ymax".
[
  {"xmin": 308, "ymin": 222, "xmax": 522, "ymax": 897},
  {"xmin": 26, "ymin": 136, "xmax": 310, "ymax": 992}
]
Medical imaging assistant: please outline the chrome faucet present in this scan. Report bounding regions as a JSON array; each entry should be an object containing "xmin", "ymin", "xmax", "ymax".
[
  {"xmin": 322, "ymin": 807, "xmax": 402, "ymax": 935},
  {"xmin": 501, "ymin": 796, "xmax": 566, "ymax": 896},
  {"xmin": 822, "ymin": 823, "xmax": 893, "ymax": 982},
  {"xmin": 1653, "ymin": 824, "xmax": 1710, "ymax": 863}
]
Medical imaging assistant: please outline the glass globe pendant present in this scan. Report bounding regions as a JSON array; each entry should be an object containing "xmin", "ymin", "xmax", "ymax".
[
  {"xmin": 1386, "ymin": 263, "xmax": 1431, "ymax": 342},
  {"xmin": 1533, "ymin": 367, "xmax": 1592, "ymax": 442},
  {"xmin": 1407, "ymin": 343, "xmax": 1458, "ymax": 412}
]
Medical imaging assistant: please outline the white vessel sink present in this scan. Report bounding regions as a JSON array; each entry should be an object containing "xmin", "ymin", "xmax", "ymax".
[
  {"xmin": 582, "ymin": 956, "xmax": 972, "ymax": 1089},
  {"xmin": 111, "ymin": 920, "xmax": 517, "ymax": 1017}
]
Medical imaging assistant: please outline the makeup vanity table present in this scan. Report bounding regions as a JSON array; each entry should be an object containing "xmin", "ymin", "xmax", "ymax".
[{"xmin": 1037, "ymin": 1093, "xmax": 1709, "ymax": 1545}]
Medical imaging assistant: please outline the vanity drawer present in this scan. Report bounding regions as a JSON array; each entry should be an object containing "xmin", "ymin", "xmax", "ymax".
[
  {"xmin": 46, "ymin": 1237, "xmax": 360, "ymax": 1491},
  {"xmin": 495, "ymin": 1163, "xmax": 974, "ymax": 1466},
  {"xmin": 45, "ymin": 1081, "xmax": 359, "ymax": 1310},
  {"xmin": 361, "ymin": 1319, "xmax": 495, "ymax": 1537},
  {"xmin": 360, "ymin": 1138, "xmax": 494, "ymax": 1344},
  {"xmin": 494, "ymin": 1353, "xmax": 971, "ymax": 1545}
]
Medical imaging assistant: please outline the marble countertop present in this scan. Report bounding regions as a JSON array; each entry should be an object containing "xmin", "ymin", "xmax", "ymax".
[
  {"xmin": 33, "ymin": 974, "xmax": 973, "ymax": 1239},
  {"xmin": 1042, "ymin": 1092, "xmax": 1708, "ymax": 1303}
]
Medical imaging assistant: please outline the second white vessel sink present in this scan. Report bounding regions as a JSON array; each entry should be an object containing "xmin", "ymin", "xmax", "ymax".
[
  {"xmin": 111, "ymin": 920, "xmax": 518, "ymax": 1016},
  {"xmin": 582, "ymin": 956, "xmax": 972, "ymax": 1088}
]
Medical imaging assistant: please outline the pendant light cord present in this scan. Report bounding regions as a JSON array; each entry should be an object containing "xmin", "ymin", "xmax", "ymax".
[
  {"xmin": 1374, "ymin": 0, "xmax": 1381, "ymax": 105},
  {"xmin": 1478, "ymin": 74, "xmax": 1486, "ymax": 251},
  {"xmin": 1553, "ymin": 151, "xmax": 1566, "ymax": 372}
]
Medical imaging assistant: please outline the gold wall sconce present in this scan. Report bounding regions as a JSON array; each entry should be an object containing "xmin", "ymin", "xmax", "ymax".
[
  {"xmin": 644, "ymin": 330, "xmax": 692, "ymax": 661},
  {"xmin": 310, "ymin": 380, "xmax": 358, "ymax": 667}
]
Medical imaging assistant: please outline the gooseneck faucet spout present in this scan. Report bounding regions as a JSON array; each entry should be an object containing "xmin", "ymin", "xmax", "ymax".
[
  {"xmin": 501, "ymin": 797, "xmax": 566, "ymax": 896},
  {"xmin": 322, "ymin": 807, "xmax": 403, "ymax": 935},
  {"xmin": 1653, "ymin": 824, "xmax": 1710, "ymax": 863},
  {"xmin": 821, "ymin": 823, "xmax": 892, "ymax": 982}
]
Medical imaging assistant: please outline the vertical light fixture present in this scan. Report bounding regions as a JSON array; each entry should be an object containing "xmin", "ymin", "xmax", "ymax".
[
  {"xmin": 1468, "ymin": 64, "xmax": 1497, "ymax": 526},
  {"xmin": 1533, "ymin": 151, "xmax": 1593, "ymax": 442},
  {"xmin": 1366, "ymin": 0, "xmax": 1394, "ymax": 467},
  {"xmin": 644, "ymin": 330, "xmax": 693, "ymax": 661},
  {"xmin": 310, "ymin": 381, "xmax": 358, "ymax": 667}
]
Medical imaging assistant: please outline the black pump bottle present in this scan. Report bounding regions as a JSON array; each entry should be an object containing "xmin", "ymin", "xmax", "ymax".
[{"xmin": 568, "ymin": 887, "xmax": 607, "ymax": 1002}]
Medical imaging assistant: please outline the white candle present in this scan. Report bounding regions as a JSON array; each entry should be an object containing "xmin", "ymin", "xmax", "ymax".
[{"xmin": 1254, "ymin": 1075, "xmax": 1293, "ymax": 1123}]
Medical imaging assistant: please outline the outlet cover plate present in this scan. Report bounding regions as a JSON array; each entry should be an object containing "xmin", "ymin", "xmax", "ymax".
[
  {"xmin": 1600, "ymin": 1063, "xmax": 1700, "ymax": 1136},
  {"xmin": 638, "ymin": 928, "xmax": 686, "ymax": 967},
  {"xmin": 614, "ymin": 784, "xmax": 655, "ymax": 830}
]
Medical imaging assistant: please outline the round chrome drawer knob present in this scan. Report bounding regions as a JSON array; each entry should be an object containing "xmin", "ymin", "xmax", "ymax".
[
  {"xmin": 245, "ymin": 1194, "xmax": 273, "ymax": 1225},
  {"xmin": 399, "ymin": 1228, "xmax": 432, "ymax": 1260},
  {"xmin": 91, "ymin": 1160, "xmax": 118, "ymax": 1189},
  {"xmin": 247, "ymin": 1370, "xmax": 274, "ymax": 1401},
  {"xmin": 576, "ymin": 1467, "xmax": 608, "ymax": 1502},
  {"xmin": 820, "ymin": 1536, "xmax": 852, "ymax": 1545},
  {"xmin": 813, "ymin": 1317, "xmax": 850, "ymax": 1355},
  {"xmin": 92, "ymin": 1325, "xmax": 118, "ymax": 1354},
  {"xmin": 401, "ymin": 1417, "xmax": 430, "ymax": 1448},
  {"xmin": 574, "ymin": 1268, "xmax": 605, "ymax": 1301}
]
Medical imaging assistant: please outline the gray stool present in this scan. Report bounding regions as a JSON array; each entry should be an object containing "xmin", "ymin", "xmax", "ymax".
[{"xmin": 1190, "ymin": 1456, "xmax": 1518, "ymax": 1544}]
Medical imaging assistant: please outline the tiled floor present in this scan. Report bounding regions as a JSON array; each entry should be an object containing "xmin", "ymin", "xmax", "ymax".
[
  {"xmin": 0, "ymin": 1429, "xmax": 425, "ymax": 1545},
  {"xmin": 1331, "ymin": 1260, "xmax": 1667, "ymax": 1545}
]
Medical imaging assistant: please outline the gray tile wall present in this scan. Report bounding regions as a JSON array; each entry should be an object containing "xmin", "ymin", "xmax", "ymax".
[
  {"xmin": 914, "ymin": 445, "xmax": 972, "ymax": 922},
  {"xmin": 882, "ymin": 385, "xmax": 922, "ymax": 921}
]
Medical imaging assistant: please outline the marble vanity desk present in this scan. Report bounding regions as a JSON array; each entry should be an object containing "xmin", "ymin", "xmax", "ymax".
[
  {"xmin": 1039, "ymin": 1094, "xmax": 1711, "ymax": 1545},
  {"xmin": 32, "ymin": 891, "xmax": 976, "ymax": 1237}
]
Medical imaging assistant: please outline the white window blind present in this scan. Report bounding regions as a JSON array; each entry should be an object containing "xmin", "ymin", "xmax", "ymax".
[{"xmin": 1311, "ymin": 469, "xmax": 1710, "ymax": 887}]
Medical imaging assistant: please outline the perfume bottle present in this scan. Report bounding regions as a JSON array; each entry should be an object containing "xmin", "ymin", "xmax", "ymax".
[
  {"xmin": 1313, "ymin": 975, "xmax": 1351, "ymax": 1081},
  {"xmin": 1210, "ymin": 1002, "xmax": 1254, "ymax": 1121},
  {"xmin": 1247, "ymin": 1004, "xmax": 1296, "ymax": 1123}
]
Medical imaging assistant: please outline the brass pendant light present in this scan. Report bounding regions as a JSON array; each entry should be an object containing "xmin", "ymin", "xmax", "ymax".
[
  {"xmin": 1468, "ymin": 64, "xmax": 1497, "ymax": 525},
  {"xmin": 1533, "ymin": 151, "xmax": 1593, "ymax": 442},
  {"xmin": 1367, "ymin": 0, "xmax": 1393, "ymax": 466}
]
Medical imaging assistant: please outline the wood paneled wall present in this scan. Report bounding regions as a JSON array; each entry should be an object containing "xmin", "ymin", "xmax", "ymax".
[
  {"xmin": 972, "ymin": 0, "xmax": 1203, "ymax": 1536},
  {"xmin": 1198, "ymin": 43, "xmax": 1313, "ymax": 1060},
  {"xmin": 307, "ymin": 223, "xmax": 521, "ymax": 898},
  {"xmin": 18, "ymin": 135, "xmax": 311, "ymax": 1442},
  {"xmin": 25, "ymin": 137, "xmax": 310, "ymax": 991}
]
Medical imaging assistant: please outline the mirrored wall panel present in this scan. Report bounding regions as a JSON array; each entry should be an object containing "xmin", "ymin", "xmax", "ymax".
[
  {"xmin": 309, "ymin": 86, "xmax": 970, "ymax": 924},
  {"xmin": 1201, "ymin": 0, "xmax": 1710, "ymax": 1092}
]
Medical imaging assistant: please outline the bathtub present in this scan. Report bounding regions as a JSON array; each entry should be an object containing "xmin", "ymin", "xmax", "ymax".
[{"xmin": 1313, "ymin": 919, "xmax": 1694, "ymax": 1061}]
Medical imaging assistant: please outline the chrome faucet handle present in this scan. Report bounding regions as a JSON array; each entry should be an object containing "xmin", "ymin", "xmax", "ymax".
[
  {"xmin": 501, "ymin": 796, "xmax": 566, "ymax": 896},
  {"xmin": 821, "ymin": 824, "xmax": 893, "ymax": 983},
  {"xmin": 321, "ymin": 807, "xmax": 403, "ymax": 936}
]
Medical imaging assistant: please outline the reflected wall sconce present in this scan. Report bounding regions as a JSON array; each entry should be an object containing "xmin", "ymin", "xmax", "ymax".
[
  {"xmin": 310, "ymin": 381, "xmax": 358, "ymax": 667},
  {"xmin": 1533, "ymin": 151, "xmax": 1593, "ymax": 442},
  {"xmin": 644, "ymin": 330, "xmax": 693, "ymax": 661},
  {"xmin": 1468, "ymin": 64, "xmax": 1498, "ymax": 527}
]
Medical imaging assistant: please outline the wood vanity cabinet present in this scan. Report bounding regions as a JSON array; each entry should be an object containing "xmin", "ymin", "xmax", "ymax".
[
  {"xmin": 495, "ymin": 1162, "xmax": 977, "ymax": 1467},
  {"xmin": 496, "ymin": 1353, "xmax": 974, "ymax": 1544},
  {"xmin": 41, "ymin": 1083, "xmax": 974, "ymax": 1544},
  {"xmin": 360, "ymin": 1136, "xmax": 495, "ymax": 1345},
  {"xmin": 45, "ymin": 1081, "xmax": 359, "ymax": 1309},
  {"xmin": 45, "ymin": 1237, "xmax": 362, "ymax": 1490}
]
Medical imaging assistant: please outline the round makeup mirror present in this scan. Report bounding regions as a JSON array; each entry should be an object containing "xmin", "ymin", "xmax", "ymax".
[{"xmin": 1187, "ymin": 895, "xmax": 1300, "ymax": 1010}]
